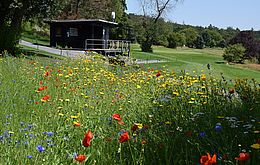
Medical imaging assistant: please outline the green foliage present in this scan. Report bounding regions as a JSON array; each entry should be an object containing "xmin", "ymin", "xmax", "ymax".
[
  {"xmin": 167, "ymin": 33, "xmax": 178, "ymax": 48},
  {"xmin": 0, "ymin": 0, "xmax": 56, "ymax": 52},
  {"xmin": 208, "ymin": 39, "xmax": 216, "ymax": 48},
  {"xmin": 140, "ymin": 40, "xmax": 153, "ymax": 52},
  {"xmin": 223, "ymin": 44, "xmax": 246, "ymax": 63},
  {"xmin": 194, "ymin": 35, "xmax": 205, "ymax": 49},
  {"xmin": 217, "ymin": 39, "xmax": 227, "ymax": 48},
  {"xmin": 180, "ymin": 27, "xmax": 198, "ymax": 48},
  {"xmin": 201, "ymin": 30, "xmax": 211, "ymax": 47},
  {"xmin": 167, "ymin": 32, "xmax": 186, "ymax": 48}
]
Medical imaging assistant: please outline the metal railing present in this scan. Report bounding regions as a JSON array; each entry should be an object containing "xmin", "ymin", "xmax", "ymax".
[{"xmin": 85, "ymin": 39, "xmax": 130, "ymax": 52}]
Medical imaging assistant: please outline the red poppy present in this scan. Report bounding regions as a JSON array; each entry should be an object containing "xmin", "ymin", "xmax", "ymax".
[
  {"xmin": 82, "ymin": 130, "xmax": 93, "ymax": 147},
  {"xmin": 185, "ymin": 130, "xmax": 193, "ymax": 137},
  {"xmin": 35, "ymin": 102, "xmax": 39, "ymax": 105},
  {"xmin": 131, "ymin": 124, "xmax": 138, "ymax": 132},
  {"xmin": 141, "ymin": 139, "xmax": 146, "ymax": 145},
  {"xmin": 235, "ymin": 153, "xmax": 250, "ymax": 161},
  {"xmin": 200, "ymin": 153, "xmax": 217, "ymax": 165},
  {"xmin": 112, "ymin": 114, "xmax": 121, "ymax": 121},
  {"xmin": 75, "ymin": 154, "xmax": 86, "ymax": 162},
  {"xmin": 39, "ymin": 80, "xmax": 43, "ymax": 85},
  {"xmin": 44, "ymin": 71, "xmax": 50, "ymax": 77},
  {"xmin": 38, "ymin": 86, "xmax": 47, "ymax": 91},
  {"xmin": 156, "ymin": 71, "xmax": 161, "ymax": 77},
  {"xmin": 119, "ymin": 131, "xmax": 130, "ymax": 143},
  {"xmin": 45, "ymin": 66, "xmax": 49, "ymax": 69},
  {"xmin": 41, "ymin": 95, "xmax": 50, "ymax": 102},
  {"xmin": 229, "ymin": 88, "xmax": 235, "ymax": 94}
]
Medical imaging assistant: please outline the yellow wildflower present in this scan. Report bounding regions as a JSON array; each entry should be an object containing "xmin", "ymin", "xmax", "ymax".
[{"xmin": 251, "ymin": 143, "xmax": 260, "ymax": 149}]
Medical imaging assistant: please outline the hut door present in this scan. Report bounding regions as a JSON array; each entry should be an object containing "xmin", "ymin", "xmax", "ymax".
[{"xmin": 103, "ymin": 28, "xmax": 109, "ymax": 49}]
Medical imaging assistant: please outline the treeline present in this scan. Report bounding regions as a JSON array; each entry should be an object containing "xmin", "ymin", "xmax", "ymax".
[{"xmin": 127, "ymin": 14, "xmax": 240, "ymax": 49}]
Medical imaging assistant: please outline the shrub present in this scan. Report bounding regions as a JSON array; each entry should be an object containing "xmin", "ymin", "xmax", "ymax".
[
  {"xmin": 223, "ymin": 44, "xmax": 246, "ymax": 63},
  {"xmin": 194, "ymin": 35, "xmax": 204, "ymax": 49},
  {"xmin": 167, "ymin": 33, "xmax": 177, "ymax": 48}
]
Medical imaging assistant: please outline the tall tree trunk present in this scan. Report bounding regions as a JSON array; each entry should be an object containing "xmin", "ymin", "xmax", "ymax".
[{"xmin": 0, "ymin": 8, "xmax": 23, "ymax": 53}]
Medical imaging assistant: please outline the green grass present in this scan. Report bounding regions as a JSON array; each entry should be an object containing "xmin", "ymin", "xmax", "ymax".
[
  {"xmin": 21, "ymin": 30, "xmax": 50, "ymax": 46},
  {"xmin": 131, "ymin": 44, "xmax": 260, "ymax": 82},
  {"xmin": 17, "ymin": 45, "xmax": 65, "ymax": 60}
]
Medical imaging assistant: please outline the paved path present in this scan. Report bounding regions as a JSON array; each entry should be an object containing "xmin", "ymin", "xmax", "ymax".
[
  {"xmin": 19, "ymin": 40, "xmax": 166, "ymax": 64},
  {"xmin": 19, "ymin": 40, "xmax": 85, "ymax": 58},
  {"xmin": 135, "ymin": 59, "xmax": 166, "ymax": 64}
]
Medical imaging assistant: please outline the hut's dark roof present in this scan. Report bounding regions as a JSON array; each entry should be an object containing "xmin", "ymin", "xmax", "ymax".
[{"xmin": 45, "ymin": 19, "xmax": 118, "ymax": 26}]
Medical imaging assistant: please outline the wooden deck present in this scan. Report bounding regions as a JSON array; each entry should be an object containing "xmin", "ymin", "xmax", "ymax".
[{"xmin": 85, "ymin": 39, "xmax": 130, "ymax": 56}]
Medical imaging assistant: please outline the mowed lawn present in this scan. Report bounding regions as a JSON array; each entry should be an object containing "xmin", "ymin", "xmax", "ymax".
[{"xmin": 131, "ymin": 45, "xmax": 260, "ymax": 82}]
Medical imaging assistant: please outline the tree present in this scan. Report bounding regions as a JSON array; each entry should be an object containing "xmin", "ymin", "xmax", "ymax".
[
  {"xmin": 223, "ymin": 44, "xmax": 246, "ymax": 63},
  {"xmin": 58, "ymin": 0, "xmax": 127, "ymax": 22},
  {"xmin": 167, "ymin": 33, "xmax": 177, "ymax": 48},
  {"xmin": 194, "ymin": 35, "xmax": 204, "ymax": 49},
  {"xmin": 217, "ymin": 39, "xmax": 226, "ymax": 48},
  {"xmin": 201, "ymin": 30, "xmax": 211, "ymax": 47},
  {"xmin": 180, "ymin": 27, "xmax": 198, "ymax": 48},
  {"xmin": 139, "ymin": 0, "xmax": 181, "ymax": 52},
  {"xmin": 229, "ymin": 30, "xmax": 258, "ymax": 60},
  {"xmin": 0, "ymin": 0, "xmax": 56, "ymax": 53}
]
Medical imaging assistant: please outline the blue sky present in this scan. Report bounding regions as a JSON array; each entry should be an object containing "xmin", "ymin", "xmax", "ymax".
[{"xmin": 126, "ymin": 0, "xmax": 260, "ymax": 30}]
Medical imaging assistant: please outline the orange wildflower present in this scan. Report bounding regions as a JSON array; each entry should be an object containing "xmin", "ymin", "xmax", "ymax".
[
  {"xmin": 112, "ymin": 114, "xmax": 121, "ymax": 121},
  {"xmin": 235, "ymin": 152, "xmax": 250, "ymax": 161},
  {"xmin": 229, "ymin": 88, "xmax": 235, "ymax": 94},
  {"xmin": 44, "ymin": 71, "xmax": 50, "ymax": 77},
  {"xmin": 73, "ymin": 121, "xmax": 81, "ymax": 127},
  {"xmin": 200, "ymin": 153, "xmax": 217, "ymax": 165},
  {"xmin": 75, "ymin": 154, "xmax": 86, "ymax": 162},
  {"xmin": 82, "ymin": 130, "xmax": 93, "ymax": 147},
  {"xmin": 156, "ymin": 71, "xmax": 161, "ymax": 77},
  {"xmin": 38, "ymin": 86, "xmax": 47, "ymax": 91},
  {"xmin": 119, "ymin": 131, "xmax": 130, "ymax": 143},
  {"xmin": 41, "ymin": 95, "xmax": 50, "ymax": 102}
]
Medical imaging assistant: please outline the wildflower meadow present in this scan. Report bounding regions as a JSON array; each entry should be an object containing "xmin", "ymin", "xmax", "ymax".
[{"xmin": 0, "ymin": 54, "xmax": 259, "ymax": 164}]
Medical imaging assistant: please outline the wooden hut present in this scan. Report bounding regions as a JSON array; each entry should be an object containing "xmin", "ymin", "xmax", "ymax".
[{"xmin": 46, "ymin": 19, "xmax": 130, "ymax": 56}]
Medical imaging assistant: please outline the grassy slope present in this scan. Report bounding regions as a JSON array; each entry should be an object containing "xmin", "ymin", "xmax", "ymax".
[
  {"xmin": 131, "ymin": 44, "xmax": 260, "ymax": 82},
  {"xmin": 17, "ymin": 45, "xmax": 65, "ymax": 60}
]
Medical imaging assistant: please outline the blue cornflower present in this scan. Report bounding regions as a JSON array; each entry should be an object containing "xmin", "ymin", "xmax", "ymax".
[
  {"xmin": 29, "ymin": 134, "xmax": 34, "ymax": 138},
  {"xmin": 199, "ymin": 132, "xmax": 206, "ymax": 138},
  {"xmin": 36, "ymin": 145, "xmax": 45, "ymax": 152},
  {"xmin": 43, "ymin": 132, "xmax": 54, "ymax": 136},
  {"xmin": 28, "ymin": 124, "xmax": 33, "ymax": 129},
  {"xmin": 0, "ymin": 136, "xmax": 4, "ymax": 141},
  {"xmin": 46, "ymin": 132, "xmax": 54, "ymax": 136},
  {"xmin": 215, "ymin": 123, "xmax": 222, "ymax": 132},
  {"xmin": 27, "ymin": 155, "xmax": 33, "ymax": 159}
]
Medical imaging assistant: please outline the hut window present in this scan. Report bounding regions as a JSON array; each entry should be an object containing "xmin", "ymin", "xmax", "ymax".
[
  {"xmin": 56, "ymin": 27, "xmax": 62, "ymax": 37},
  {"xmin": 69, "ymin": 28, "xmax": 78, "ymax": 37}
]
